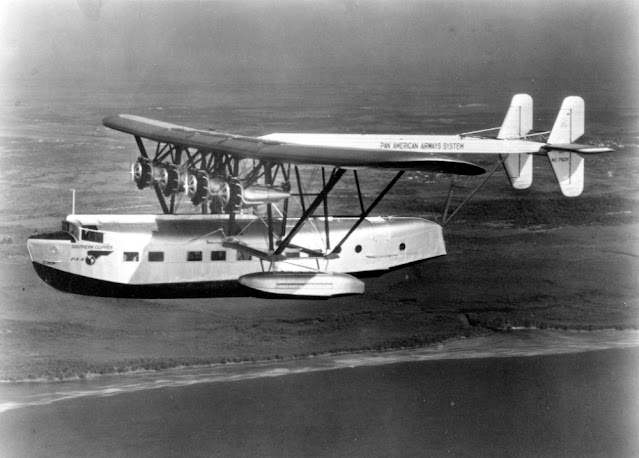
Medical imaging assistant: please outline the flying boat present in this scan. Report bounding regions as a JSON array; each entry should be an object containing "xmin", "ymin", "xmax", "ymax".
[{"xmin": 27, "ymin": 94, "xmax": 612, "ymax": 297}]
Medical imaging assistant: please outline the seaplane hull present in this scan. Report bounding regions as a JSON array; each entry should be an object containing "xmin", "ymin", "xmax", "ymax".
[{"xmin": 27, "ymin": 214, "xmax": 445, "ymax": 298}]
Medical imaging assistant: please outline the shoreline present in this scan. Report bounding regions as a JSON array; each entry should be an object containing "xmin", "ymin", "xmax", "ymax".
[
  {"xmin": 1, "ymin": 328, "xmax": 638, "ymax": 416},
  {"xmin": 3, "ymin": 337, "xmax": 637, "ymax": 457},
  {"xmin": 2, "ymin": 327, "xmax": 638, "ymax": 384}
]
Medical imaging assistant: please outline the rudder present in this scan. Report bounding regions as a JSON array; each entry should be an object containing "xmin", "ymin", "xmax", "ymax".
[
  {"xmin": 498, "ymin": 94, "xmax": 533, "ymax": 190},
  {"xmin": 548, "ymin": 96, "xmax": 584, "ymax": 144},
  {"xmin": 547, "ymin": 96, "xmax": 586, "ymax": 196},
  {"xmin": 547, "ymin": 150, "xmax": 584, "ymax": 197}
]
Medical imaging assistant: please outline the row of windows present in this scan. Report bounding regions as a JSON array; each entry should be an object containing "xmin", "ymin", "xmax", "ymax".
[
  {"xmin": 122, "ymin": 243, "xmax": 408, "ymax": 263},
  {"xmin": 123, "ymin": 250, "xmax": 251, "ymax": 263}
]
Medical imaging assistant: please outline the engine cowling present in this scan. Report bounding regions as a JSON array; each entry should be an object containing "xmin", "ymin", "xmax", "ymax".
[
  {"xmin": 131, "ymin": 157, "xmax": 154, "ymax": 189},
  {"xmin": 157, "ymin": 163, "xmax": 180, "ymax": 196},
  {"xmin": 241, "ymin": 185, "xmax": 290, "ymax": 206},
  {"xmin": 186, "ymin": 170, "xmax": 210, "ymax": 205},
  {"xmin": 209, "ymin": 177, "xmax": 231, "ymax": 211}
]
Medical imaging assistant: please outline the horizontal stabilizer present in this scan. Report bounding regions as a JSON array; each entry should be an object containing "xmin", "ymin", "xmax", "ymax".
[
  {"xmin": 547, "ymin": 150, "xmax": 584, "ymax": 197},
  {"xmin": 543, "ymin": 143, "xmax": 614, "ymax": 154}
]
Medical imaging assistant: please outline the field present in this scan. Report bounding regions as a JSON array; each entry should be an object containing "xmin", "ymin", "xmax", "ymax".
[{"xmin": 0, "ymin": 75, "xmax": 637, "ymax": 380}]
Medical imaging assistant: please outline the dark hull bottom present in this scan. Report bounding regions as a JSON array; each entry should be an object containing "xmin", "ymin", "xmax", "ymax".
[
  {"xmin": 32, "ymin": 260, "xmax": 433, "ymax": 299},
  {"xmin": 32, "ymin": 263, "xmax": 251, "ymax": 299}
]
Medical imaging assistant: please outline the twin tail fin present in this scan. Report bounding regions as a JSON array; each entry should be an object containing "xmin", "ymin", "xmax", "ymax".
[
  {"xmin": 498, "ymin": 95, "xmax": 612, "ymax": 197},
  {"xmin": 544, "ymin": 96, "xmax": 612, "ymax": 197},
  {"xmin": 498, "ymin": 94, "xmax": 534, "ymax": 190}
]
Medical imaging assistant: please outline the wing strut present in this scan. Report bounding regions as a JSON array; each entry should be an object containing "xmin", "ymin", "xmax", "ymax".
[
  {"xmin": 321, "ymin": 168, "xmax": 331, "ymax": 250},
  {"xmin": 441, "ymin": 157, "xmax": 506, "ymax": 225},
  {"xmin": 294, "ymin": 166, "xmax": 306, "ymax": 214},
  {"xmin": 274, "ymin": 168, "xmax": 347, "ymax": 256},
  {"xmin": 280, "ymin": 164, "xmax": 291, "ymax": 239},
  {"xmin": 169, "ymin": 146, "xmax": 182, "ymax": 213},
  {"xmin": 329, "ymin": 171, "xmax": 404, "ymax": 256},
  {"xmin": 265, "ymin": 163, "xmax": 275, "ymax": 251},
  {"xmin": 135, "ymin": 136, "xmax": 170, "ymax": 214},
  {"xmin": 353, "ymin": 170, "xmax": 365, "ymax": 213}
]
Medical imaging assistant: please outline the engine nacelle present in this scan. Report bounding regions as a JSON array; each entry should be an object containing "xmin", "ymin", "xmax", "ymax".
[
  {"xmin": 131, "ymin": 159, "xmax": 290, "ymax": 211},
  {"xmin": 241, "ymin": 185, "xmax": 290, "ymax": 206},
  {"xmin": 131, "ymin": 157, "xmax": 154, "ymax": 190},
  {"xmin": 157, "ymin": 163, "xmax": 180, "ymax": 196},
  {"xmin": 186, "ymin": 170, "xmax": 210, "ymax": 205}
]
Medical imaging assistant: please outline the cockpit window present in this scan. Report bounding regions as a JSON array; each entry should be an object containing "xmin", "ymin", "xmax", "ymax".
[
  {"xmin": 62, "ymin": 221, "xmax": 79, "ymax": 241},
  {"xmin": 81, "ymin": 226, "xmax": 104, "ymax": 243}
]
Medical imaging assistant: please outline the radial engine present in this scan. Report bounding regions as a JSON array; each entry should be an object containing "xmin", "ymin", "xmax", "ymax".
[{"xmin": 131, "ymin": 156, "xmax": 289, "ymax": 212}]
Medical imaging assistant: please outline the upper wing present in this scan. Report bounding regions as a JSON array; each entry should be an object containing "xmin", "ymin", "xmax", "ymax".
[{"xmin": 103, "ymin": 114, "xmax": 485, "ymax": 176}]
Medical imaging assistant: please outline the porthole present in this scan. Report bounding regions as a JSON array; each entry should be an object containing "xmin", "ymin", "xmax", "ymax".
[
  {"xmin": 355, "ymin": 245, "xmax": 362, "ymax": 253},
  {"xmin": 399, "ymin": 243, "xmax": 406, "ymax": 251}
]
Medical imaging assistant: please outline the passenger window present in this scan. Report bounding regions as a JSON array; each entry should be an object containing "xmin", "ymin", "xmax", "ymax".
[
  {"xmin": 123, "ymin": 252, "xmax": 139, "ymax": 262},
  {"xmin": 148, "ymin": 251, "xmax": 164, "ymax": 262},
  {"xmin": 211, "ymin": 251, "xmax": 226, "ymax": 261},
  {"xmin": 187, "ymin": 251, "xmax": 203, "ymax": 262}
]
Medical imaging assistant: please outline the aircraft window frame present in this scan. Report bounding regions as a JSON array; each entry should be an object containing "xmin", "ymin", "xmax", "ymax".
[
  {"xmin": 399, "ymin": 243, "xmax": 406, "ymax": 251},
  {"xmin": 123, "ymin": 252, "xmax": 139, "ymax": 262},
  {"xmin": 148, "ymin": 251, "xmax": 164, "ymax": 262},
  {"xmin": 187, "ymin": 251, "xmax": 203, "ymax": 262},
  {"xmin": 81, "ymin": 226, "xmax": 104, "ymax": 244},
  {"xmin": 210, "ymin": 251, "xmax": 226, "ymax": 261},
  {"xmin": 62, "ymin": 222, "xmax": 79, "ymax": 241},
  {"xmin": 355, "ymin": 244, "xmax": 362, "ymax": 253}
]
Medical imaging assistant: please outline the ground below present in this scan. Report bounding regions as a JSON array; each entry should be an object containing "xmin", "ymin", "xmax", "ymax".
[{"xmin": 1, "ymin": 216, "xmax": 637, "ymax": 381}]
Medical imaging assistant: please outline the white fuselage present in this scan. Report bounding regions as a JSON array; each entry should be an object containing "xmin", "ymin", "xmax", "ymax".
[{"xmin": 27, "ymin": 214, "xmax": 445, "ymax": 294}]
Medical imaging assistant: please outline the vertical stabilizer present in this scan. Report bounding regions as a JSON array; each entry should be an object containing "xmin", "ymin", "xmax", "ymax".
[
  {"xmin": 498, "ymin": 94, "xmax": 533, "ymax": 189},
  {"xmin": 546, "ymin": 96, "xmax": 586, "ymax": 196},
  {"xmin": 497, "ymin": 94, "xmax": 533, "ymax": 139},
  {"xmin": 547, "ymin": 150, "xmax": 584, "ymax": 196},
  {"xmin": 548, "ymin": 96, "xmax": 584, "ymax": 144}
]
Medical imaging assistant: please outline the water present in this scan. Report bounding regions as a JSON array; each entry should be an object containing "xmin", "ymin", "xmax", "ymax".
[
  {"xmin": 1, "ymin": 330, "xmax": 638, "ymax": 457},
  {"xmin": 2, "ymin": 329, "xmax": 637, "ymax": 414}
]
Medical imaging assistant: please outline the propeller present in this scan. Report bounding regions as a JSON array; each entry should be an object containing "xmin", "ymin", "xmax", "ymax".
[
  {"xmin": 206, "ymin": 176, "xmax": 232, "ymax": 213},
  {"xmin": 131, "ymin": 157, "xmax": 153, "ymax": 189}
]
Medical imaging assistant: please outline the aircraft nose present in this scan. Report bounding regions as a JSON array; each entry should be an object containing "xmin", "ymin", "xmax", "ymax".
[{"xmin": 27, "ymin": 239, "xmax": 63, "ymax": 264}]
